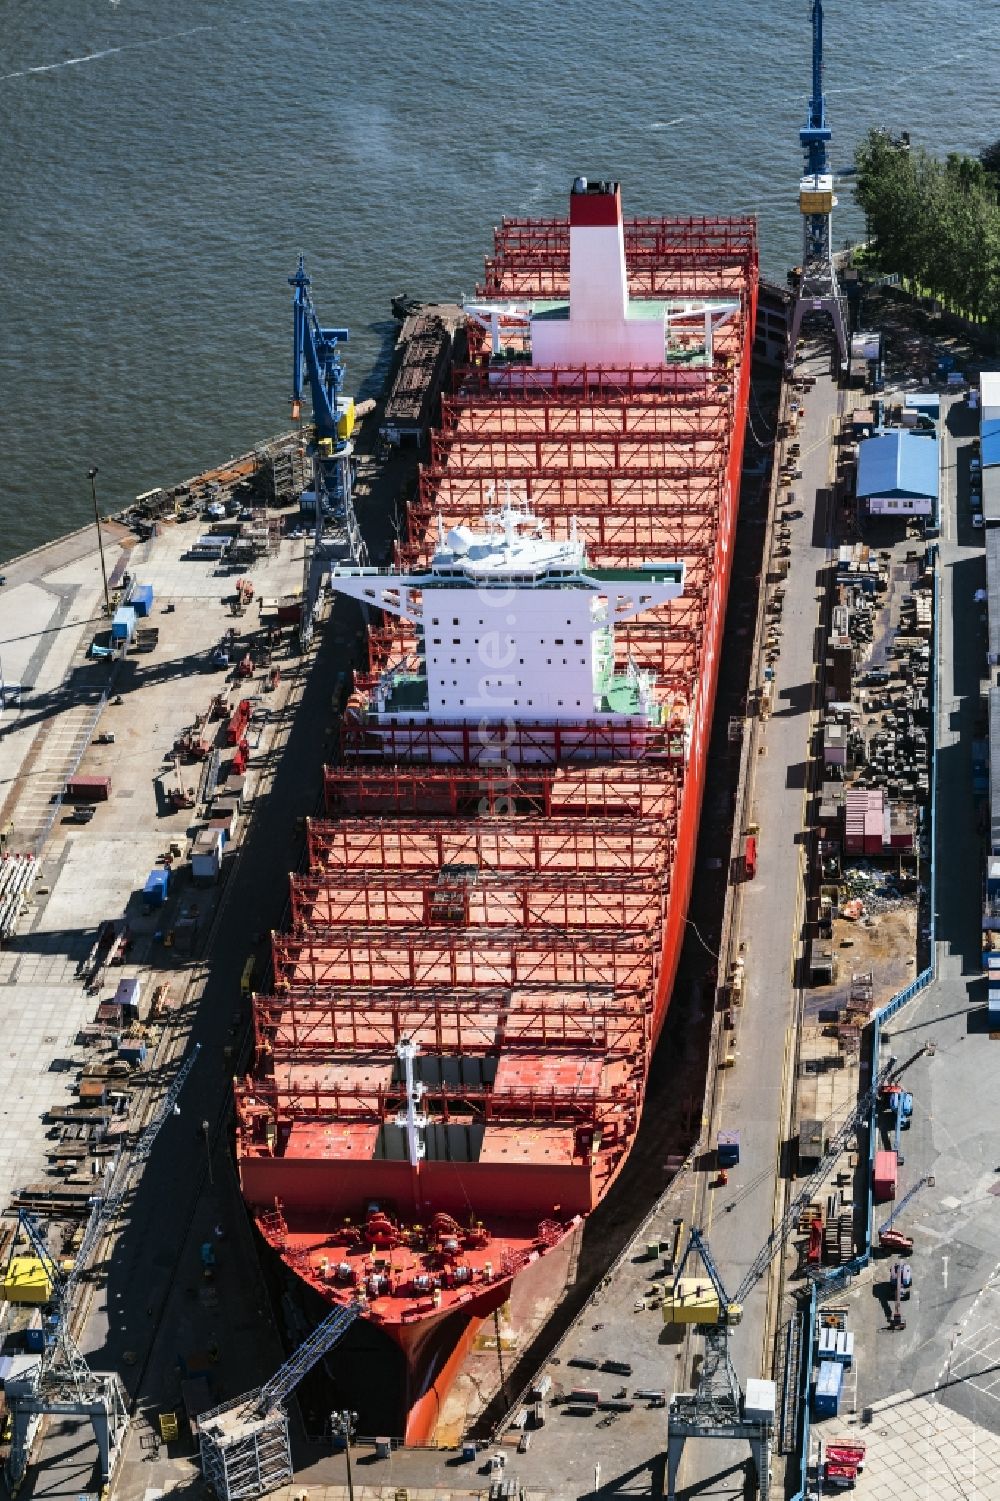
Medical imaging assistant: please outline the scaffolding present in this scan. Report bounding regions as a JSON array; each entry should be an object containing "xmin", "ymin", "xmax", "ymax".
[
  {"xmin": 199, "ymin": 1304, "xmax": 361, "ymax": 1501},
  {"xmin": 238, "ymin": 201, "xmax": 758, "ymax": 1296}
]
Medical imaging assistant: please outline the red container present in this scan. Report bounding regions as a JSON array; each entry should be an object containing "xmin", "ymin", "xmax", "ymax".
[
  {"xmin": 226, "ymin": 698, "xmax": 251, "ymax": 746},
  {"xmin": 873, "ymin": 1149, "xmax": 897, "ymax": 1203},
  {"xmin": 65, "ymin": 774, "xmax": 111, "ymax": 802},
  {"xmin": 743, "ymin": 835, "xmax": 757, "ymax": 880}
]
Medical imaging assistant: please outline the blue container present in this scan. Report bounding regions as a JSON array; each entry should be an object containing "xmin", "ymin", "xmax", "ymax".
[
  {"xmin": 143, "ymin": 868, "xmax": 169, "ymax": 907},
  {"xmin": 130, "ymin": 582, "xmax": 154, "ymax": 617},
  {"xmin": 111, "ymin": 605, "xmax": 136, "ymax": 642},
  {"xmin": 813, "ymin": 1360, "xmax": 843, "ymax": 1418},
  {"xmin": 717, "ymin": 1130, "xmax": 740, "ymax": 1168},
  {"xmin": 24, "ymin": 1311, "xmax": 44, "ymax": 1353}
]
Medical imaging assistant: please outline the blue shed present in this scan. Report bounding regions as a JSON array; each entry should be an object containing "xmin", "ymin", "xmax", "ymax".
[{"xmin": 856, "ymin": 429, "xmax": 939, "ymax": 517}]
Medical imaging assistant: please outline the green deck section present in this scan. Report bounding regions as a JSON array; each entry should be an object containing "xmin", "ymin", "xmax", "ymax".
[
  {"xmin": 601, "ymin": 675, "xmax": 661, "ymax": 721},
  {"xmin": 585, "ymin": 564, "xmax": 683, "ymax": 585},
  {"xmin": 382, "ymin": 674, "xmax": 429, "ymax": 713}
]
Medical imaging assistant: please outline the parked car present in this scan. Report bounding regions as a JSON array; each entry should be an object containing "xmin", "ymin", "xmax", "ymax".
[{"xmin": 973, "ymin": 514, "xmax": 985, "ymax": 529}]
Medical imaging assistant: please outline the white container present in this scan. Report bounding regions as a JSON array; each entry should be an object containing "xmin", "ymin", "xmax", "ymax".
[{"xmin": 744, "ymin": 1378, "xmax": 776, "ymax": 1423}]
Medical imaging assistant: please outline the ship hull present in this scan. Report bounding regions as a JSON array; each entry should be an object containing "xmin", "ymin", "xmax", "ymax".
[{"xmin": 238, "ymin": 189, "xmax": 758, "ymax": 1443}]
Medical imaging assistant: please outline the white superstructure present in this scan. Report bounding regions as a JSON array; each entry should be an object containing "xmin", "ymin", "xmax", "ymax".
[{"xmin": 329, "ymin": 494, "xmax": 684, "ymax": 729}]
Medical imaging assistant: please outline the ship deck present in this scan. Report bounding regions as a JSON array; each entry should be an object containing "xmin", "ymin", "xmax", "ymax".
[{"xmin": 237, "ymin": 208, "xmax": 758, "ymax": 1329}]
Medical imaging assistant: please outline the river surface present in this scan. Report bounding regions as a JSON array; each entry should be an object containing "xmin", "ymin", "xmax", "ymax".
[{"xmin": 1, "ymin": 1, "xmax": 996, "ymax": 558}]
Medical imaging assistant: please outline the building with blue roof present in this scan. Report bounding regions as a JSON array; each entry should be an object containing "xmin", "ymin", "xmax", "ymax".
[{"xmin": 855, "ymin": 428, "xmax": 939, "ymax": 519}]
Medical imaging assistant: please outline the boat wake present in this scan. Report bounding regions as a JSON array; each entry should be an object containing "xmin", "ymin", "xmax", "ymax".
[{"xmin": 0, "ymin": 25, "xmax": 214, "ymax": 82}]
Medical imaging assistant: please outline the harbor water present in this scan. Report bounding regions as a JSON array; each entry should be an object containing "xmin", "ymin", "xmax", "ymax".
[{"xmin": 0, "ymin": 0, "xmax": 996, "ymax": 559}]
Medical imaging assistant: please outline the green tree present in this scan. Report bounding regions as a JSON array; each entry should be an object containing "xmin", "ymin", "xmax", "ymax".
[{"xmin": 854, "ymin": 128, "xmax": 1000, "ymax": 321}]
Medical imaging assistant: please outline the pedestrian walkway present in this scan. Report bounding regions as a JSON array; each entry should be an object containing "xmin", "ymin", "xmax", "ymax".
[{"xmin": 859, "ymin": 1389, "xmax": 1000, "ymax": 1498}]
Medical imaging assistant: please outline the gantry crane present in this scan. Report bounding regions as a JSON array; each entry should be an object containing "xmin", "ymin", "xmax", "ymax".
[
  {"xmin": 665, "ymin": 1053, "xmax": 900, "ymax": 1499},
  {"xmin": 288, "ymin": 258, "xmax": 368, "ymax": 640},
  {"xmin": 786, "ymin": 0, "xmax": 848, "ymax": 366},
  {"xmin": 5, "ymin": 1043, "xmax": 201, "ymax": 1491},
  {"xmin": 198, "ymin": 1301, "xmax": 362, "ymax": 1501}
]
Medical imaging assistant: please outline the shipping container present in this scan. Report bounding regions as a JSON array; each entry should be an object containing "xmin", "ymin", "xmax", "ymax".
[
  {"xmin": 744, "ymin": 1378, "xmax": 776, "ymax": 1423},
  {"xmin": 129, "ymin": 582, "xmax": 155, "ymax": 617},
  {"xmin": 192, "ymin": 828, "xmax": 224, "ymax": 884},
  {"xmin": 813, "ymin": 1359, "xmax": 843, "ymax": 1418},
  {"xmin": 873, "ymin": 1149, "xmax": 898, "ymax": 1203},
  {"xmin": 817, "ymin": 1327, "xmax": 854, "ymax": 1365},
  {"xmin": 743, "ymin": 835, "xmax": 757, "ymax": 880},
  {"xmin": 717, "ymin": 1130, "xmax": 741, "ymax": 1167},
  {"xmin": 143, "ymin": 868, "xmax": 169, "ymax": 907},
  {"xmin": 24, "ymin": 1310, "xmax": 44, "ymax": 1353},
  {"xmin": 65, "ymin": 774, "xmax": 111, "ymax": 802},
  {"xmin": 226, "ymin": 698, "xmax": 252, "ymax": 746},
  {"xmin": 111, "ymin": 606, "xmax": 137, "ymax": 643},
  {"xmin": 113, "ymin": 977, "xmax": 142, "ymax": 1014}
]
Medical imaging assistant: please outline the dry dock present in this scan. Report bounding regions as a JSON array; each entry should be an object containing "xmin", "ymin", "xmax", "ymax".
[{"xmin": 6, "ymin": 283, "xmax": 987, "ymax": 1501}]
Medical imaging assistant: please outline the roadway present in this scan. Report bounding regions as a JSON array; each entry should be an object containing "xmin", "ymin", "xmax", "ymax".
[{"xmin": 677, "ymin": 340, "xmax": 842, "ymax": 1500}]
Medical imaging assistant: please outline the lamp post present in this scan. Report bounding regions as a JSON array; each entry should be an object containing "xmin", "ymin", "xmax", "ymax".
[
  {"xmin": 330, "ymin": 1409, "xmax": 357, "ymax": 1501},
  {"xmin": 201, "ymin": 1118, "xmax": 214, "ymax": 1185},
  {"xmin": 88, "ymin": 466, "xmax": 111, "ymax": 617}
]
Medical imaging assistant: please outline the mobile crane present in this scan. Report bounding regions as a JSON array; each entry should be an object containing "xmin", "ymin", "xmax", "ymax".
[{"xmin": 877, "ymin": 1174, "xmax": 934, "ymax": 1255}]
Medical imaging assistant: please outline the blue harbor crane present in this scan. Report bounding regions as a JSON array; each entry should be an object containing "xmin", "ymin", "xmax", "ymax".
[
  {"xmin": 288, "ymin": 258, "xmax": 368, "ymax": 639},
  {"xmin": 289, "ymin": 256, "xmax": 350, "ymax": 447},
  {"xmin": 786, "ymin": 0, "xmax": 849, "ymax": 366}
]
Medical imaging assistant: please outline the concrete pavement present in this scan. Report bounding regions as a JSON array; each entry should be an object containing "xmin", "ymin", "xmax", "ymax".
[
  {"xmin": 671, "ymin": 342, "xmax": 842, "ymax": 1500},
  {"xmin": 814, "ymin": 391, "xmax": 1000, "ymax": 1500}
]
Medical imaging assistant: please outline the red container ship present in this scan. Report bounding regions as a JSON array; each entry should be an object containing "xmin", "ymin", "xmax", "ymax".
[{"xmin": 235, "ymin": 179, "xmax": 757, "ymax": 1443}]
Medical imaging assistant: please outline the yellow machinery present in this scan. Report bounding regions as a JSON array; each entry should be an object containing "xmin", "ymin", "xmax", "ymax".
[{"xmin": 3, "ymin": 1256, "xmax": 52, "ymax": 1305}]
